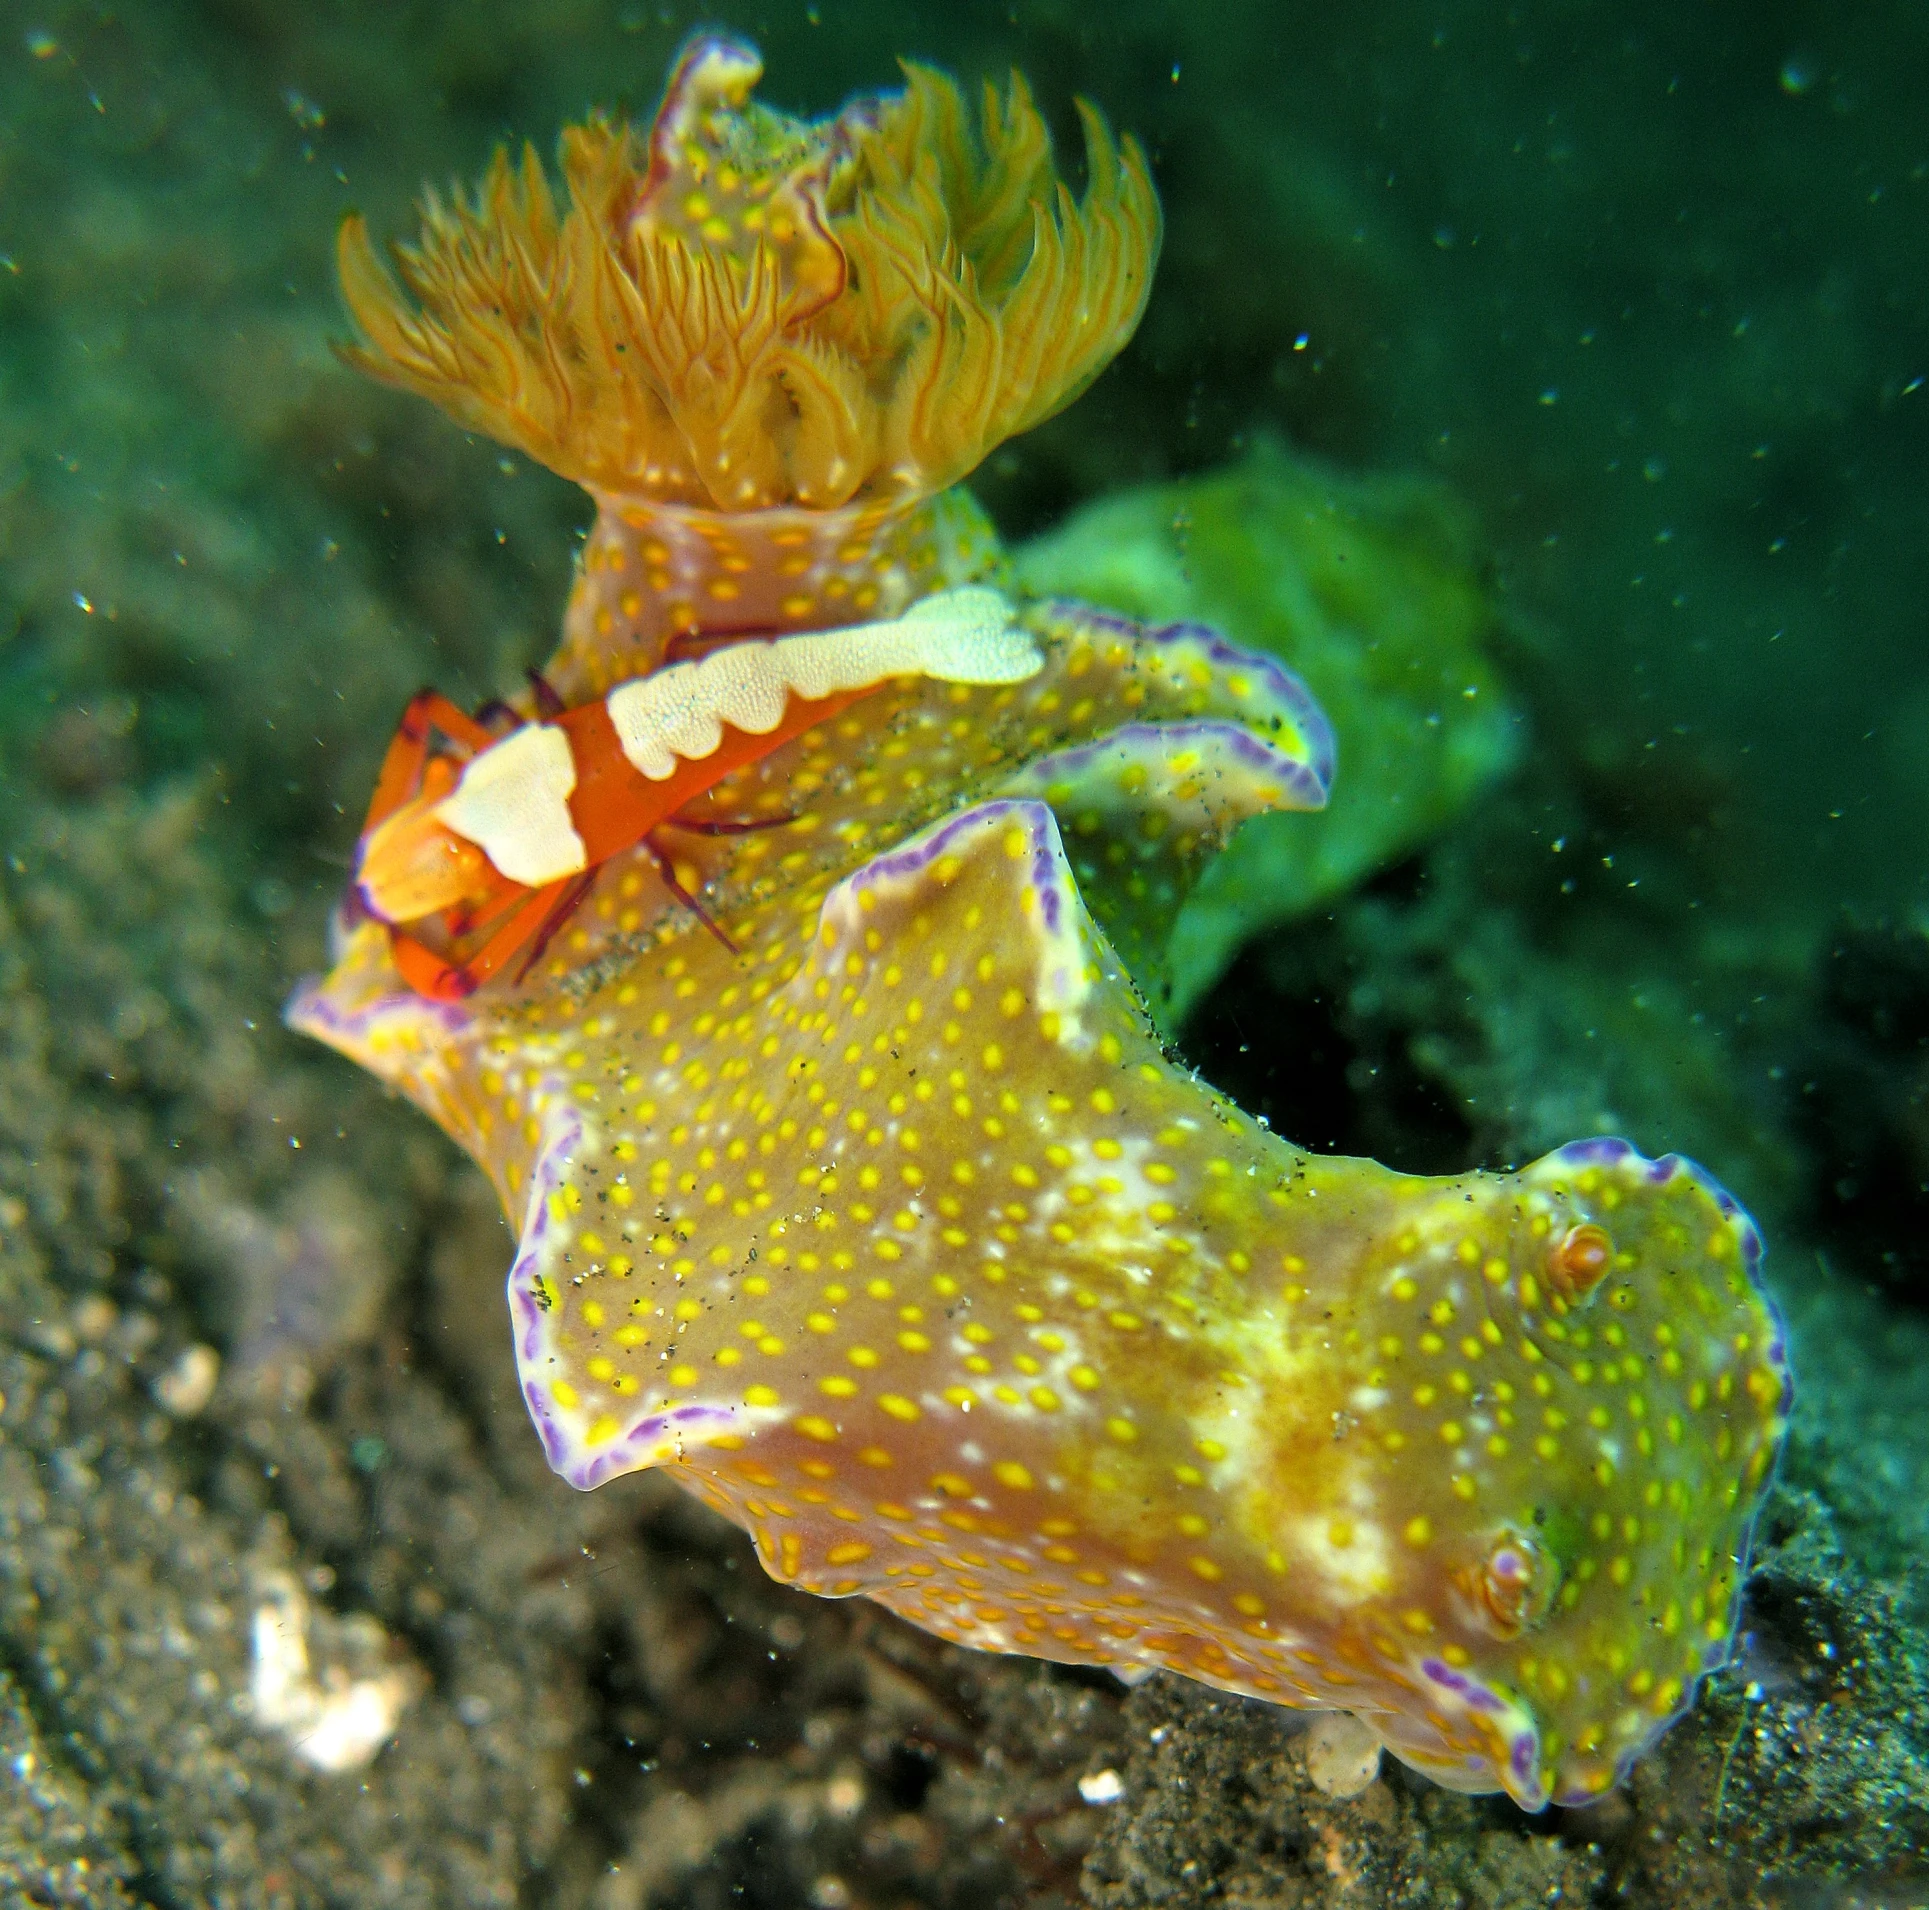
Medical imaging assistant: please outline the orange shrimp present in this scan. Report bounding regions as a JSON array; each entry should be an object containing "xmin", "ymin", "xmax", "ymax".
[{"xmin": 352, "ymin": 589, "xmax": 1039, "ymax": 1000}]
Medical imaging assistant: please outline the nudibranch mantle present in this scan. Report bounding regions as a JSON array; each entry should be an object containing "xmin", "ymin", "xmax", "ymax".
[
  {"xmin": 297, "ymin": 32, "xmax": 1789, "ymax": 1815},
  {"xmin": 295, "ymin": 605, "xmax": 1786, "ymax": 1811}
]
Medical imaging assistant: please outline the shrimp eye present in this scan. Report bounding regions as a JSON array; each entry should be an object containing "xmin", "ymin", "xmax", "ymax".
[{"xmin": 1547, "ymin": 1222, "xmax": 1613, "ymax": 1301}]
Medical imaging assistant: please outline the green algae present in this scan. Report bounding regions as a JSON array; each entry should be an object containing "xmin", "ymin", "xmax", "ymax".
[{"xmin": 1017, "ymin": 439, "xmax": 1519, "ymax": 1021}]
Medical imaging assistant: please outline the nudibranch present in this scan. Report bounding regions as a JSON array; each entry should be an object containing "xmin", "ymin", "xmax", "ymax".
[{"xmin": 292, "ymin": 35, "xmax": 1790, "ymax": 1812}]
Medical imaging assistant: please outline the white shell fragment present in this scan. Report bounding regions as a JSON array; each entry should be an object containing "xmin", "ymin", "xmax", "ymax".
[
  {"xmin": 433, "ymin": 721, "xmax": 588, "ymax": 886},
  {"xmin": 607, "ymin": 587, "xmax": 1042, "ymax": 781},
  {"xmin": 249, "ymin": 1571, "xmax": 417, "ymax": 1773},
  {"xmin": 152, "ymin": 1342, "xmax": 220, "ymax": 1417}
]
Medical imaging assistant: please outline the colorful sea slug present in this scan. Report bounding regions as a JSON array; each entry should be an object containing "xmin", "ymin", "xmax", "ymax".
[{"xmin": 291, "ymin": 34, "xmax": 1790, "ymax": 1812}]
